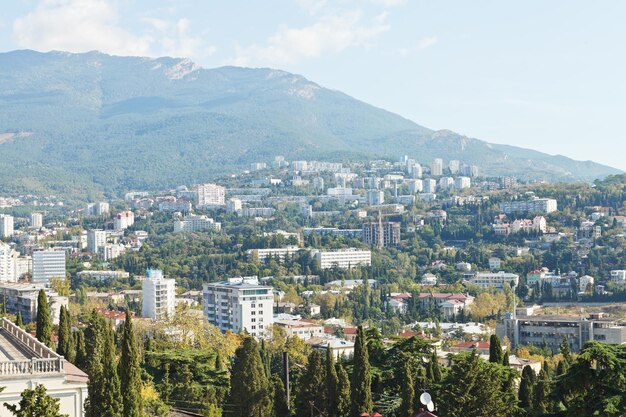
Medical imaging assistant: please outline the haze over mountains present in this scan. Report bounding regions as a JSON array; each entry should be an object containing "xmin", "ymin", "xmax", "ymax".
[{"xmin": 0, "ymin": 49, "xmax": 620, "ymax": 199}]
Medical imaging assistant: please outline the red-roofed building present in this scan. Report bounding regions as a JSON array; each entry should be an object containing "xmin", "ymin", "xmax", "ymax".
[{"xmin": 449, "ymin": 340, "xmax": 491, "ymax": 355}]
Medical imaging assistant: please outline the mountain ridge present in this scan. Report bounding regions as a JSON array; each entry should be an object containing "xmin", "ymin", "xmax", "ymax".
[{"xmin": 0, "ymin": 49, "xmax": 621, "ymax": 200}]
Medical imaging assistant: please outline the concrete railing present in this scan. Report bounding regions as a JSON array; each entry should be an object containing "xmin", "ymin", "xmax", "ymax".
[{"xmin": 0, "ymin": 318, "xmax": 64, "ymax": 376}]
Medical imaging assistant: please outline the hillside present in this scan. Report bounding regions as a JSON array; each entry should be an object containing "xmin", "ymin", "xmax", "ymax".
[{"xmin": 0, "ymin": 49, "xmax": 620, "ymax": 200}]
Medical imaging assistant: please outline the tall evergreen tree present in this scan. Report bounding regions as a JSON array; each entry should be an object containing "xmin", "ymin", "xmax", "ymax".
[
  {"xmin": 229, "ymin": 337, "xmax": 272, "ymax": 417},
  {"xmin": 56, "ymin": 306, "xmax": 75, "ymax": 363},
  {"xmin": 351, "ymin": 326, "xmax": 373, "ymax": 415},
  {"xmin": 430, "ymin": 349, "xmax": 442, "ymax": 383},
  {"xmin": 325, "ymin": 348, "xmax": 339, "ymax": 417},
  {"xmin": 399, "ymin": 358, "xmax": 414, "ymax": 417},
  {"xmin": 101, "ymin": 323, "xmax": 122, "ymax": 417},
  {"xmin": 502, "ymin": 352, "xmax": 510, "ymax": 366},
  {"xmin": 533, "ymin": 368, "xmax": 549, "ymax": 412},
  {"xmin": 35, "ymin": 289, "xmax": 53, "ymax": 347},
  {"xmin": 271, "ymin": 374, "xmax": 289, "ymax": 417},
  {"xmin": 489, "ymin": 334, "xmax": 504, "ymax": 364},
  {"xmin": 74, "ymin": 329, "xmax": 87, "ymax": 370},
  {"xmin": 518, "ymin": 365, "xmax": 535, "ymax": 408},
  {"xmin": 119, "ymin": 311, "xmax": 143, "ymax": 417},
  {"xmin": 296, "ymin": 350, "xmax": 326, "ymax": 417},
  {"xmin": 559, "ymin": 336, "xmax": 572, "ymax": 365},
  {"xmin": 336, "ymin": 362, "xmax": 351, "ymax": 417},
  {"xmin": 15, "ymin": 311, "xmax": 23, "ymax": 327}
]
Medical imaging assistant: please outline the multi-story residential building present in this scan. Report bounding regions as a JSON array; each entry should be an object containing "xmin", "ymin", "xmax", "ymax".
[
  {"xmin": 195, "ymin": 183, "xmax": 226, "ymax": 207},
  {"xmin": 29, "ymin": 212, "xmax": 43, "ymax": 229},
  {"xmin": 366, "ymin": 190, "xmax": 385, "ymax": 205},
  {"xmin": 303, "ymin": 227, "xmax": 362, "ymax": 238},
  {"xmin": 226, "ymin": 198, "xmax": 242, "ymax": 214},
  {"xmin": 414, "ymin": 292, "xmax": 475, "ymax": 319},
  {"xmin": 76, "ymin": 270, "xmax": 130, "ymax": 281},
  {"xmin": 97, "ymin": 244, "xmax": 126, "ymax": 261},
  {"xmin": 250, "ymin": 162, "xmax": 267, "ymax": 171},
  {"xmin": 32, "ymin": 250, "xmax": 66, "ymax": 284},
  {"xmin": 408, "ymin": 179, "xmax": 423, "ymax": 194},
  {"xmin": 87, "ymin": 229, "xmax": 106, "ymax": 253},
  {"xmin": 248, "ymin": 246, "xmax": 302, "ymax": 262},
  {"xmin": 86, "ymin": 201, "xmax": 110, "ymax": 216},
  {"xmin": 497, "ymin": 310, "xmax": 626, "ymax": 352},
  {"xmin": 239, "ymin": 207, "xmax": 276, "ymax": 217},
  {"xmin": 203, "ymin": 277, "xmax": 274, "ymax": 338},
  {"xmin": 577, "ymin": 221, "xmax": 601, "ymax": 240},
  {"xmin": 313, "ymin": 249, "xmax": 372, "ymax": 269},
  {"xmin": 454, "ymin": 176, "xmax": 471, "ymax": 189},
  {"xmin": 0, "ymin": 318, "xmax": 88, "ymax": 417},
  {"xmin": 448, "ymin": 160, "xmax": 460, "ymax": 174},
  {"xmin": 158, "ymin": 200, "xmax": 192, "ymax": 212},
  {"xmin": 438, "ymin": 177, "xmax": 454, "ymax": 191},
  {"xmin": 500, "ymin": 197, "xmax": 558, "ymax": 214},
  {"xmin": 142, "ymin": 269, "xmax": 175, "ymax": 320},
  {"xmin": 174, "ymin": 214, "xmax": 221, "ymax": 233},
  {"xmin": 431, "ymin": 158, "xmax": 443, "ymax": 176},
  {"xmin": 362, "ymin": 222, "xmax": 401, "ymax": 247},
  {"xmin": 610, "ymin": 270, "xmax": 626, "ymax": 282},
  {"xmin": 114, "ymin": 211, "xmax": 135, "ymax": 230},
  {"xmin": 0, "ymin": 214, "xmax": 14, "ymax": 238},
  {"xmin": 274, "ymin": 318, "xmax": 324, "ymax": 341},
  {"xmin": 0, "ymin": 242, "xmax": 15, "ymax": 283},
  {"xmin": 469, "ymin": 271, "xmax": 519, "ymax": 289},
  {"xmin": 0, "ymin": 283, "xmax": 67, "ymax": 324},
  {"xmin": 423, "ymin": 179, "xmax": 437, "ymax": 193}
]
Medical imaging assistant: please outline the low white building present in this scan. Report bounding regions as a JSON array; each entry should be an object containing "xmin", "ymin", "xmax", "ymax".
[
  {"xmin": 610, "ymin": 270, "xmax": 626, "ymax": 282},
  {"xmin": 248, "ymin": 246, "xmax": 302, "ymax": 262},
  {"xmin": 469, "ymin": 271, "xmax": 519, "ymax": 289},
  {"xmin": 274, "ymin": 318, "xmax": 324, "ymax": 340},
  {"xmin": 313, "ymin": 249, "xmax": 372, "ymax": 269},
  {"xmin": 174, "ymin": 214, "xmax": 221, "ymax": 232}
]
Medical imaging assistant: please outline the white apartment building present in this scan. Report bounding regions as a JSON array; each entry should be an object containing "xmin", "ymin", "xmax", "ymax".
[
  {"xmin": 203, "ymin": 277, "xmax": 274, "ymax": 338},
  {"xmin": 0, "ymin": 318, "xmax": 88, "ymax": 417},
  {"xmin": 469, "ymin": 271, "xmax": 519, "ymax": 289},
  {"xmin": 439, "ymin": 177, "xmax": 454, "ymax": 191},
  {"xmin": 195, "ymin": 183, "xmax": 226, "ymax": 207},
  {"xmin": 408, "ymin": 179, "xmax": 423, "ymax": 194},
  {"xmin": 431, "ymin": 158, "xmax": 443, "ymax": 176},
  {"xmin": 454, "ymin": 176, "xmax": 471, "ymax": 189},
  {"xmin": 423, "ymin": 179, "xmax": 437, "ymax": 193},
  {"xmin": 87, "ymin": 229, "xmax": 106, "ymax": 253},
  {"xmin": 97, "ymin": 244, "xmax": 126, "ymax": 261},
  {"xmin": 248, "ymin": 246, "xmax": 302, "ymax": 262},
  {"xmin": 142, "ymin": 269, "xmax": 176, "ymax": 320},
  {"xmin": 174, "ymin": 214, "xmax": 221, "ymax": 232},
  {"xmin": 32, "ymin": 250, "xmax": 66, "ymax": 284},
  {"xmin": 0, "ymin": 215, "xmax": 14, "ymax": 238},
  {"xmin": 449, "ymin": 160, "xmax": 460, "ymax": 174},
  {"xmin": 366, "ymin": 190, "xmax": 385, "ymax": 205},
  {"xmin": 313, "ymin": 249, "xmax": 372, "ymax": 269},
  {"xmin": 500, "ymin": 198, "xmax": 558, "ymax": 214},
  {"xmin": 0, "ymin": 242, "xmax": 15, "ymax": 283},
  {"xmin": 226, "ymin": 198, "xmax": 242, "ymax": 214},
  {"xmin": 114, "ymin": 211, "xmax": 135, "ymax": 230},
  {"xmin": 610, "ymin": 270, "xmax": 626, "ymax": 282},
  {"xmin": 29, "ymin": 213, "xmax": 43, "ymax": 229},
  {"xmin": 86, "ymin": 201, "xmax": 110, "ymax": 216},
  {"xmin": 274, "ymin": 318, "xmax": 324, "ymax": 341}
]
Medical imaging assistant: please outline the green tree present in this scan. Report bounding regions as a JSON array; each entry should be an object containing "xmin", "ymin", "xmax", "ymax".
[
  {"xmin": 336, "ymin": 362, "xmax": 351, "ymax": 417},
  {"xmin": 271, "ymin": 374, "xmax": 289, "ymax": 417},
  {"xmin": 325, "ymin": 348, "xmax": 339, "ymax": 417},
  {"xmin": 399, "ymin": 357, "xmax": 414, "ymax": 417},
  {"xmin": 74, "ymin": 330, "xmax": 87, "ymax": 370},
  {"xmin": 15, "ymin": 311, "xmax": 23, "ymax": 327},
  {"xmin": 559, "ymin": 336, "xmax": 572, "ymax": 365},
  {"xmin": 119, "ymin": 311, "xmax": 143, "ymax": 417},
  {"xmin": 533, "ymin": 368, "xmax": 549, "ymax": 413},
  {"xmin": 296, "ymin": 350, "xmax": 326, "ymax": 417},
  {"xmin": 518, "ymin": 365, "xmax": 535, "ymax": 408},
  {"xmin": 437, "ymin": 351, "xmax": 518, "ymax": 417},
  {"xmin": 430, "ymin": 349, "xmax": 442, "ymax": 383},
  {"xmin": 229, "ymin": 337, "xmax": 272, "ymax": 417},
  {"xmin": 35, "ymin": 290, "xmax": 52, "ymax": 347},
  {"xmin": 489, "ymin": 334, "xmax": 504, "ymax": 364},
  {"xmin": 351, "ymin": 326, "xmax": 373, "ymax": 415},
  {"xmin": 4, "ymin": 384, "xmax": 68, "ymax": 417},
  {"xmin": 56, "ymin": 306, "xmax": 75, "ymax": 363}
]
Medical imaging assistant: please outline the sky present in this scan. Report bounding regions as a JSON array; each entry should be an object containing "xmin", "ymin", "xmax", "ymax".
[{"xmin": 1, "ymin": 0, "xmax": 626, "ymax": 171}]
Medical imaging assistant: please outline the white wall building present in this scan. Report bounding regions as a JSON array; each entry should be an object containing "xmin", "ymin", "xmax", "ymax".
[
  {"xmin": 248, "ymin": 246, "xmax": 302, "ymax": 262},
  {"xmin": 366, "ymin": 190, "xmax": 385, "ymax": 205},
  {"xmin": 203, "ymin": 277, "xmax": 274, "ymax": 338},
  {"xmin": 174, "ymin": 214, "xmax": 221, "ymax": 232},
  {"xmin": 29, "ymin": 213, "xmax": 43, "ymax": 229},
  {"xmin": 408, "ymin": 179, "xmax": 423, "ymax": 194},
  {"xmin": 226, "ymin": 198, "xmax": 242, "ymax": 214},
  {"xmin": 431, "ymin": 158, "xmax": 443, "ymax": 176},
  {"xmin": 0, "ymin": 242, "xmax": 15, "ymax": 283},
  {"xmin": 454, "ymin": 176, "xmax": 471, "ymax": 189},
  {"xmin": 423, "ymin": 179, "xmax": 437, "ymax": 193},
  {"xmin": 500, "ymin": 198, "xmax": 558, "ymax": 214},
  {"xmin": 469, "ymin": 271, "xmax": 519, "ymax": 289},
  {"xmin": 610, "ymin": 270, "xmax": 626, "ymax": 282},
  {"xmin": 313, "ymin": 249, "xmax": 372, "ymax": 269},
  {"xmin": 87, "ymin": 229, "xmax": 107, "ymax": 253},
  {"xmin": 142, "ymin": 269, "xmax": 176, "ymax": 320},
  {"xmin": 32, "ymin": 250, "xmax": 66, "ymax": 284},
  {"xmin": 0, "ymin": 215, "xmax": 14, "ymax": 238},
  {"xmin": 86, "ymin": 202, "xmax": 110, "ymax": 216},
  {"xmin": 114, "ymin": 211, "xmax": 135, "ymax": 230},
  {"xmin": 195, "ymin": 183, "xmax": 226, "ymax": 207}
]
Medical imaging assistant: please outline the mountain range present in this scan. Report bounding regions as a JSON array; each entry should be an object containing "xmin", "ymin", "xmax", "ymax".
[{"xmin": 0, "ymin": 49, "xmax": 620, "ymax": 201}]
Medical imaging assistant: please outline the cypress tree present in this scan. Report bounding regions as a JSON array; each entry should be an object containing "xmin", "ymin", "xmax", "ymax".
[
  {"xmin": 412, "ymin": 365, "xmax": 427, "ymax": 412},
  {"xmin": 119, "ymin": 311, "xmax": 143, "ymax": 417},
  {"xmin": 518, "ymin": 365, "xmax": 535, "ymax": 408},
  {"xmin": 35, "ymin": 289, "xmax": 52, "ymax": 347},
  {"xmin": 101, "ymin": 322, "xmax": 123, "ymax": 417},
  {"xmin": 296, "ymin": 350, "xmax": 326, "ymax": 417},
  {"xmin": 502, "ymin": 352, "xmax": 510, "ymax": 366},
  {"xmin": 74, "ymin": 329, "xmax": 87, "ymax": 370},
  {"xmin": 533, "ymin": 368, "xmax": 548, "ymax": 412},
  {"xmin": 325, "ymin": 348, "xmax": 339, "ymax": 417},
  {"xmin": 336, "ymin": 362, "xmax": 351, "ymax": 417},
  {"xmin": 489, "ymin": 334, "xmax": 504, "ymax": 364},
  {"xmin": 271, "ymin": 374, "xmax": 289, "ymax": 417},
  {"xmin": 56, "ymin": 306, "xmax": 75, "ymax": 363},
  {"xmin": 430, "ymin": 349, "xmax": 442, "ymax": 382},
  {"xmin": 15, "ymin": 311, "xmax": 23, "ymax": 327},
  {"xmin": 350, "ymin": 326, "xmax": 373, "ymax": 415},
  {"xmin": 399, "ymin": 358, "xmax": 414, "ymax": 417},
  {"xmin": 559, "ymin": 336, "xmax": 572, "ymax": 364},
  {"xmin": 229, "ymin": 337, "xmax": 272, "ymax": 417}
]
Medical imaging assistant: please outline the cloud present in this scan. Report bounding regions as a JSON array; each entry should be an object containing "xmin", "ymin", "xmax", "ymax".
[
  {"xmin": 398, "ymin": 36, "xmax": 438, "ymax": 57},
  {"xmin": 370, "ymin": 0, "xmax": 406, "ymax": 7},
  {"xmin": 229, "ymin": 11, "xmax": 389, "ymax": 67},
  {"xmin": 12, "ymin": 0, "xmax": 216, "ymax": 60}
]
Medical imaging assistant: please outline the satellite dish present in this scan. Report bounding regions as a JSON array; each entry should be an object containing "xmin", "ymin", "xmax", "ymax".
[
  {"xmin": 419, "ymin": 392, "xmax": 432, "ymax": 405},
  {"xmin": 427, "ymin": 402, "xmax": 434, "ymax": 412}
]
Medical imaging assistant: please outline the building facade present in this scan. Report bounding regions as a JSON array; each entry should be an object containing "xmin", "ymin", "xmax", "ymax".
[
  {"xmin": 142, "ymin": 269, "xmax": 176, "ymax": 320},
  {"xmin": 195, "ymin": 183, "xmax": 226, "ymax": 207},
  {"xmin": 313, "ymin": 249, "xmax": 372, "ymax": 269},
  {"xmin": 0, "ymin": 215, "xmax": 14, "ymax": 238},
  {"xmin": 469, "ymin": 271, "xmax": 519, "ymax": 289},
  {"xmin": 362, "ymin": 222, "xmax": 401, "ymax": 247},
  {"xmin": 32, "ymin": 250, "xmax": 66, "ymax": 284},
  {"xmin": 174, "ymin": 214, "xmax": 221, "ymax": 232}
]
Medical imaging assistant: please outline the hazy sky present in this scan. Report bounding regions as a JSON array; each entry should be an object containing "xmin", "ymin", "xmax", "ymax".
[{"xmin": 2, "ymin": 1, "xmax": 625, "ymax": 170}]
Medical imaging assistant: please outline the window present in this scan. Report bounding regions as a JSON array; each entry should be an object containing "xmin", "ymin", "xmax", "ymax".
[{"xmin": 251, "ymin": 318, "xmax": 256, "ymax": 322}]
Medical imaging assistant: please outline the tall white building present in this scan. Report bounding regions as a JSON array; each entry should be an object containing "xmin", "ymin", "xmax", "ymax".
[
  {"xmin": 142, "ymin": 269, "xmax": 176, "ymax": 320},
  {"xmin": 195, "ymin": 183, "xmax": 225, "ymax": 207},
  {"xmin": 313, "ymin": 249, "xmax": 372, "ymax": 269},
  {"xmin": 366, "ymin": 190, "xmax": 385, "ymax": 205},
  {"xmin": 87, "ymin": 229, "xmax": 107, "ymax": 253},
  {"xmin": 114, "ymin": 211, "xmax": 135, "ymax": 230},
  {"xmin": 439, "ymin": 177, "xmax": 454, "ymax": 191},
  {"xmin": 29, "ymin": 213, "xmax": 43, "ymax": 229},
  {"xmin": 174, "ymin": 214, "xmax": 221, "ymax": 232},
  {"xmin": 86, "ymin": 202, "xmax": 110, "ymax": 216},
  {"xmin": 226, "ymin": 198, "xmax": 242, "ymax": 214},
  {"xmin": 0, "ymin": 214, "xmax": 14, "ymax": 238},
  {"xmin": 408, "ymin": 180, "xmax": 423, "ymax": 194},
  {"xmin": 431, "ymin": 158, "xmax": 443, "ymax": 176},
  {"xmin": 449, "ymin": 160, "xmax": 460, "ymax": 174},
  {"xmin": 500, "ymin": 198, "xmax": 558, "ymax": 214},
  {"xmin": 0, "ymin": 242, "xmax": 15, "ymax": 283},
  {"xmin": 455, "ymin": 176, "xmax": 471, "ymax": 189},
  {"xmin": 203, "ymin": 277, "xmax": 274, "ymax": 338},
  {"xmin": 32, "ymin": 250, "xmax": 66, "ymax": 284},
  {"xmin": 423, "ymin": 179, "xmax": 437, "ymax": 193}
]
